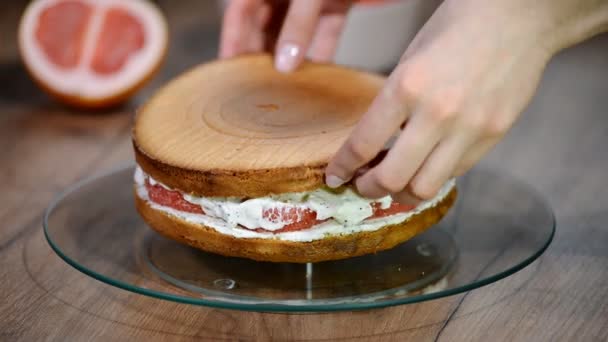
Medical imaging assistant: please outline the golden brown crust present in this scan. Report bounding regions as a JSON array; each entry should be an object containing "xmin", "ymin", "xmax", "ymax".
[
  {"xmin": 132, "ymin": 54, "xmax": 384, "ymax": 197},
  {"xmin": 134, "ymin": 186, "xmax": 457, "ymax": 263},
  {"xmin": 133, "ymin": 140, "xmax": 327, "ymax": 197}
]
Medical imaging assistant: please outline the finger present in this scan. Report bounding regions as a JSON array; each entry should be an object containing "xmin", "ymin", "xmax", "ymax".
[
  {"xmin": 274, "ymin": 0, "xmax": 323, "ymax": 72},
  {"xmin": 262, "ymin": 0, "xmax": 290, "ymax": 52},
  {"xmin": 391, "ymin": 190, "xmax": 423, "ymax": 206},
  {"xmin": 219, "ymin": 0, "xmax": 264, "ymax": 58},
  {"xmin": 325, "ymin": 72, "xmax": 411, "ymax": 188},
  {"xmin": 354, "ymin": 112, "xmax": 443, "ymax": 198},
  {"xmin": 308, "ymin": 14, "xmax": 347, "ymax": 62},
  {"xmin": 401, "ymin": 133, "xmax": 474, "ymax": 203},
  {"xmin": 246, "ymin": 3, "xmax": 272, "ymax": 52},
  {"xmin": 453, "ymin": 138, "xmax": 498, "ymax": 176}
]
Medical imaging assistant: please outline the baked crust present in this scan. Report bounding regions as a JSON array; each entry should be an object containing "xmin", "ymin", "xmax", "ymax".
[
  {"xmin": 134, "ymin": 186, "xmax": 457, "ymax": 263},
  {"xmin": 133, "ymin": 140, "xmax": 327, "ymax": 197},
  {"xmin": 132, "ymin": 55, "xmax": 456, "ymax": 263},
  {"xmin": 132, "ymin": 54, "xmax": 384, "ymax": 197}
]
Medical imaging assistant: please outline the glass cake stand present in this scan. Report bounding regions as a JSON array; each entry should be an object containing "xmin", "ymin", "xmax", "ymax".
[{"xmin": 43, "ymin": 165, "xmax": 554, "ymax": 312}]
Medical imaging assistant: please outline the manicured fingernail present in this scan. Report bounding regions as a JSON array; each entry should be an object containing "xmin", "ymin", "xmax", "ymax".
[
  {"xmin": 325, "ymin": 175, "xmax": 345, "ymax": 188},
  {"xmin": 275, "ymin": 42, "xmax": 300, "ymax": 73}
]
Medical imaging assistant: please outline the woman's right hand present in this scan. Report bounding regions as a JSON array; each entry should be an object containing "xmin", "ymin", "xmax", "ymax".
[{"xmin": 219, "ymin": 0, "xmax": 353, "ymax": 72}]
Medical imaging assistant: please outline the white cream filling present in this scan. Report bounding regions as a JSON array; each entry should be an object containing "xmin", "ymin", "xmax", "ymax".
[
  {"xmin": 182, "ymin": 185, "xmax": 391, "ymax": 231},
  {"xmin": 134, "ymin": 166, "xmax": 455, "ymax": 242}
]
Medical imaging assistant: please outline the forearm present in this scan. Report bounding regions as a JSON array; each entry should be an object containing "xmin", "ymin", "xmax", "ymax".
[
  {"xmin": 496, "ymin": 0, "xmax": 608, "ymax": 54},
  {"xmin": 444, "ymin": 0, "xmax": 608, "ymax": 57},
  {"xmin": 538, "ymin": 0, "xmax": 608, "ymax": 53}
]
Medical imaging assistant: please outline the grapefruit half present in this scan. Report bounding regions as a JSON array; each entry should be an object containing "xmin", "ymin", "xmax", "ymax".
[{"xmin": 18, "ymin": 0, "xmax": 168, "ymax": 109}]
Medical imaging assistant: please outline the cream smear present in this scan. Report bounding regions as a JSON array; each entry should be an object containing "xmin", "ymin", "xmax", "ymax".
[{"xmin": 134, "ymin": 166, "xmax": 455, "ymax": 242}]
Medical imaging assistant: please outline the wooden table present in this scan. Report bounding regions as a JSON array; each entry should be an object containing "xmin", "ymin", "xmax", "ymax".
[{"xmin": 1, "ymin": 1, "xmax": 607, "ymax": 341}]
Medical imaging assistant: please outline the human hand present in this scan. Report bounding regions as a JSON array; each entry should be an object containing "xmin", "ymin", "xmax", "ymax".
[
  {"xmin": 219, "ymin": 0, "xmax": 353, "ymax": 72},
  {"xmin": 325, "ymin": 0, "xmax": 558, "ymax": 203}
]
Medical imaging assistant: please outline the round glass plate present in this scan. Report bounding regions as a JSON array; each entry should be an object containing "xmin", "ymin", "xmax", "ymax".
[{"xmin": 44, "ymin": 165, "xmax": 554, "ymax": 312}]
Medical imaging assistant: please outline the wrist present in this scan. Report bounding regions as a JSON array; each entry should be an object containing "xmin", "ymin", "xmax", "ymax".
[
  {"xmin": 527, "ymin": 0, "xmax": 608, "ymax": 55},
  {"xmin": 456, "ymin": 0, "xmax": 608, "ymax": 57}
]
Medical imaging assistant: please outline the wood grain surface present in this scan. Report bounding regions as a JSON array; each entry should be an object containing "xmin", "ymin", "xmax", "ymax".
[{"xmin": 1, "ymin": 1, "xmax": 607, "ymax": 341}]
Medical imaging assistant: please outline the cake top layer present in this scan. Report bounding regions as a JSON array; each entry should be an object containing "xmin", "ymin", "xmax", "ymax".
[{"xmin": 134, "ymin": 54, "xmax": 384, "ymax": 170}]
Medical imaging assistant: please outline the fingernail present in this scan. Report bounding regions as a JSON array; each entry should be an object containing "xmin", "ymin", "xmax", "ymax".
[
  {"xmin": 275, "ymin": 42, "xmax": 300, "ymax": 73},
  {"xmin": 325, "ymin": 175, "xmax": 345, "ymax": 188}
]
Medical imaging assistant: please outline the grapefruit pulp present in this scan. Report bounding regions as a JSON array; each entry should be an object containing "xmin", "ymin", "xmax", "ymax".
[
  {"xmin": 18, "ymin": 0, "xmax": 168, "ymax": 109},
  {"xmin": 144, "ymin": 177, "xmax": 417, "ymax": 234}
]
